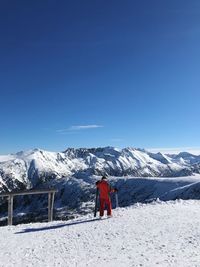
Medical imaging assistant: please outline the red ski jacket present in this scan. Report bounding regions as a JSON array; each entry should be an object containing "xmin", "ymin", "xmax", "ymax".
[{"xmin": 96, "ymin": 180, "xmax": 114, "ymax": 200}]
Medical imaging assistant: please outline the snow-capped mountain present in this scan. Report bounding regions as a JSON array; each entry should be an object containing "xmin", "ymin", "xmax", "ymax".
[
  {"xmin": 0, "ymin": 147, "xmax": 200, "ymax": 192},
  {"xmin": 0, "ymin": 147, "xmax": 200, "ymax": 225}
]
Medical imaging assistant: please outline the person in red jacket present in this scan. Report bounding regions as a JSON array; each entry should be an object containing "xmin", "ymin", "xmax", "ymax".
[{"xmin": 96, "ymin": 176, "xmax": 117, "ymax": 217}]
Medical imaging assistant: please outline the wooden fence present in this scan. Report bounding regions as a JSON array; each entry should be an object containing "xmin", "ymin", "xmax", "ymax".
[{"xmin": 0, "ymin": 189, "xmax": 58, "ymax": 226}]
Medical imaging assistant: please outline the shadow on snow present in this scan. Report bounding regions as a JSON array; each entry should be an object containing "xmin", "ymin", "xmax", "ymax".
[{"xmin": 15, "ymin": 218, "xmax": 100, "ymax": 234}]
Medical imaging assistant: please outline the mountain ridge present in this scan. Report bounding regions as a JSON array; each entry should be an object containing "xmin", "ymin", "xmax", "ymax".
[
  {"xmin": 0, "ymin": 147, "xmax": 200, "ymax": 225},
  {"xmin": 0, "ymin": 146, "xmax": 200, "ymax": 196}
]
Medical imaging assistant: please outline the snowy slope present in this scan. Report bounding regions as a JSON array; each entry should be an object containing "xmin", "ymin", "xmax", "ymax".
[
  {"xmin": 0, "ymin": 200, "xmax": 200, "ymax": 267},
  {"xmin": 1, "ymin": 174, "xmax": 200, "ymax": 226}
]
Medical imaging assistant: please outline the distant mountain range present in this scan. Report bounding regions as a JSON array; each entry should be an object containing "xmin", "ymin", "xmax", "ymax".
[
  {"xmin": 0, "ymin": 147, "xmax": 200, "ymax": 225},
  {"xmin": 0, "ymin": 147, "xmax": 200, "ymax": 192}
]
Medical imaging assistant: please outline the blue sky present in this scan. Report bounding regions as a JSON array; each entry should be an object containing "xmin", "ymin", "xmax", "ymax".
[{"xmin": 0, "ymin": 0, "xmax": 200, "ymax": 154}]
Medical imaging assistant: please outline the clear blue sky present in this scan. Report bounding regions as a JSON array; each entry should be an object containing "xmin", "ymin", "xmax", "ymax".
[{"xmin": 0, "ymin": 0, "xmax": 200, "ymax": 154}]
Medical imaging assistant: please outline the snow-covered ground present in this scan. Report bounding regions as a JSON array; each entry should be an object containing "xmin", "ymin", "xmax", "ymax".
[{"xmin": 1, "ymin": 200, "xmax": 200, "ymax": 267}]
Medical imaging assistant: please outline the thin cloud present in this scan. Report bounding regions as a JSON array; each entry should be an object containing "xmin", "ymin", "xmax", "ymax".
[
  {"xmin": 69, "ymin": 125, "xmax": 103, "ymax": 131},
  {"xmin": 57, "ymin": 124, "xmax": 104, "ymax": 134}
]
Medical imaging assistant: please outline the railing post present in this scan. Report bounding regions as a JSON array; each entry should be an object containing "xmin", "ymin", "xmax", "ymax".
[
  {"xmin": 48, "ymin": 193, "xmax": 51, "ymax": 222},
  {"xmin": 51, "ymin": 192, "xmax": 55, "ymax": 221},
  {"xmin": 8, "ymin": 195, "xmax": 13, "ymax": 226},
  {"xmin": 48, "ymin": 192, "xmax": 55, "ymax": 222}
]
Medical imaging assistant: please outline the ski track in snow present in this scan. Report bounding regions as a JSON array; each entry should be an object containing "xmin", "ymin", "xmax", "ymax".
[{"xmin": 1, "ymin": 200, "xmax": 200, "ymax": 267}]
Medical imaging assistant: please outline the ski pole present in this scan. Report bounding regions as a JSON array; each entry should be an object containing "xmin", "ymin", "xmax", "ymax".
[
  {"xmin": 115, "ymin": 191, "xmax": 119, "ymax": 208},
  {"xmin": 94, "ymin": 188, "xmax": 99, "ymax": 217}
]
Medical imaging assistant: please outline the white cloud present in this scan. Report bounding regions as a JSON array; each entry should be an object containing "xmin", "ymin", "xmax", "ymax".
[
  {"xmin": 69, "ymin": 125, "xmax": 103, "ymax": 130},
  {"xmin": 57, "ymin": 124, "xmax": 103, "ymax": 133}
]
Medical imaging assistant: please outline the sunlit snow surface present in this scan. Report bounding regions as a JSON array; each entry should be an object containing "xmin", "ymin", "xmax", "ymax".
[{"xmin": 0, "ymin": 200, "xmax": 200, "ymax": 267}]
